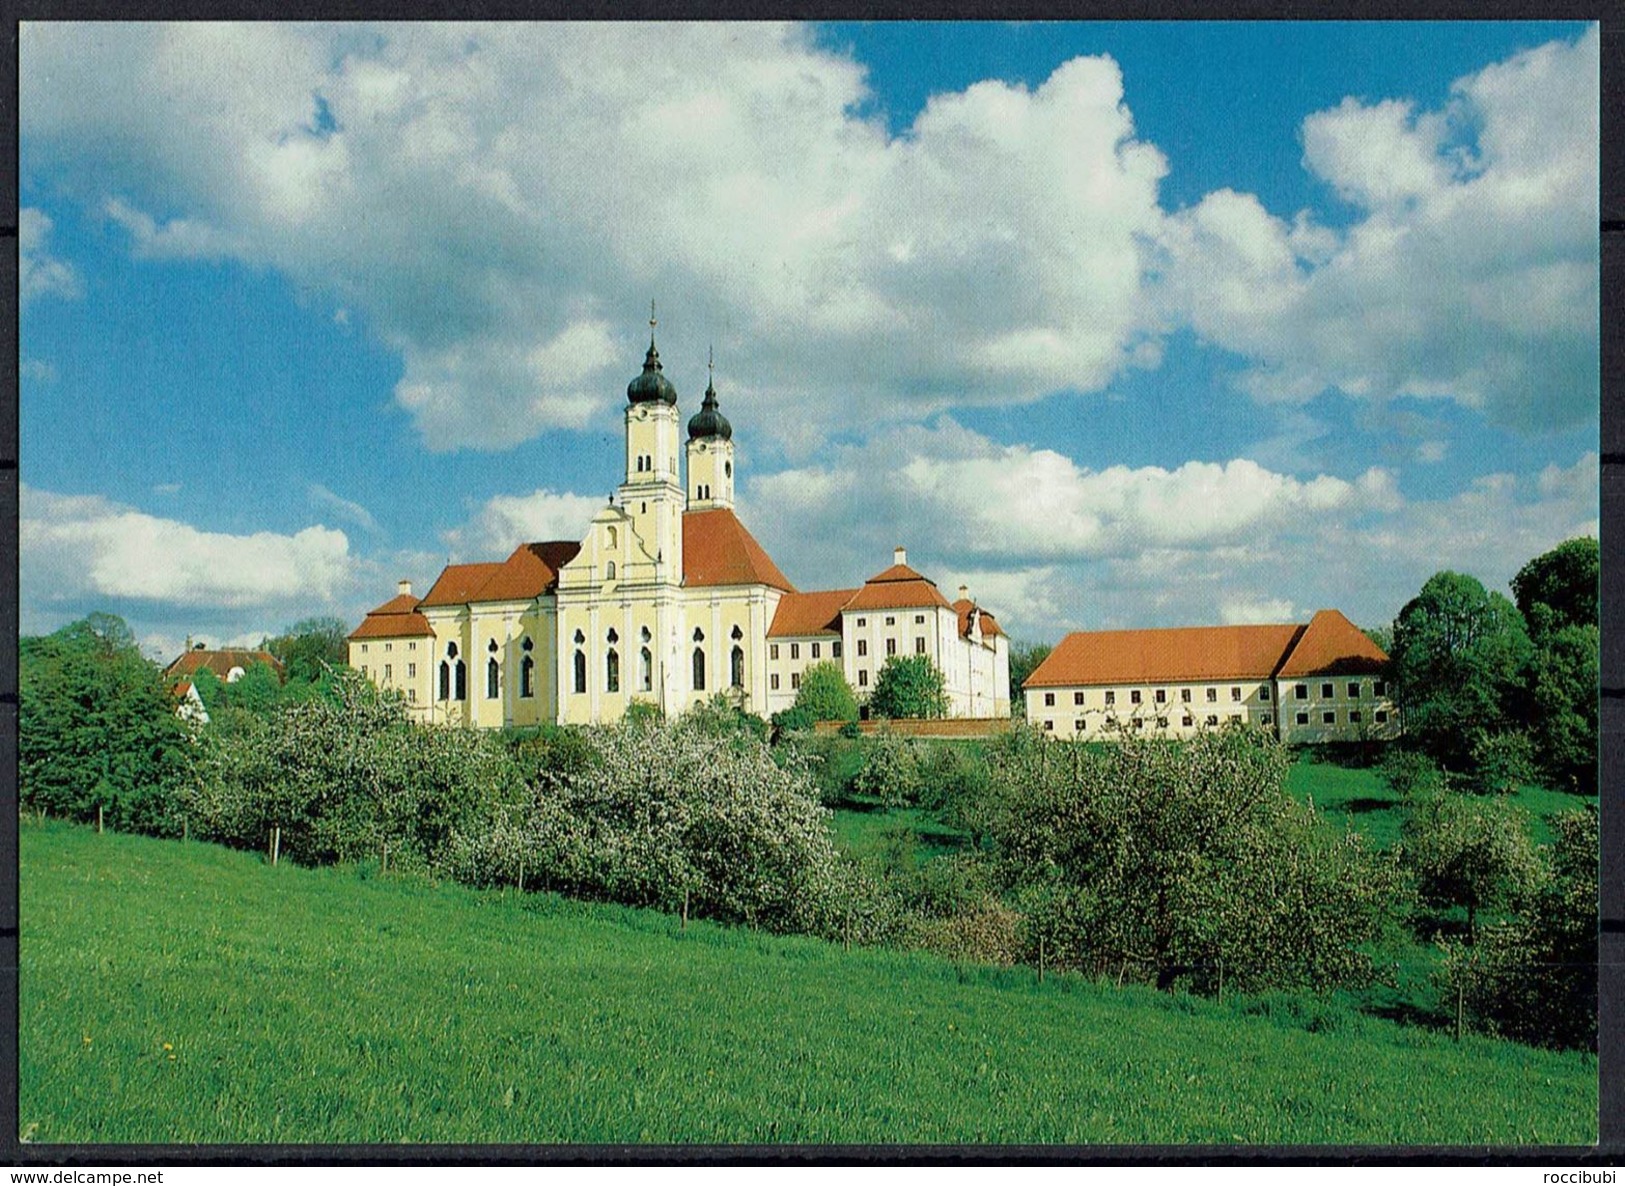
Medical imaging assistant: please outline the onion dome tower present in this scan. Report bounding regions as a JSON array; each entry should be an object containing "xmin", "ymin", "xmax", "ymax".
[{"xmin": 686, "ymin": 348, "xmax": 735, "ymax": 511}]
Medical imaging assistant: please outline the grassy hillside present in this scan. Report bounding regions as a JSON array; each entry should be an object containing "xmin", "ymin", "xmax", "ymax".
[{"xmin": 21, "ymin": 823, "xmax": 1595, "ymax": 1146}]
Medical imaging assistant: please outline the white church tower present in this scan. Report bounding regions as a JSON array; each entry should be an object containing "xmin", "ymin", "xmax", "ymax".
[
  {"xmin": 685, "ymin": 350, "xmax": 735, "ymax": 511},
  {"xmin": 619, "ymin": 303, "xmax": 684, "ymax": 583}
]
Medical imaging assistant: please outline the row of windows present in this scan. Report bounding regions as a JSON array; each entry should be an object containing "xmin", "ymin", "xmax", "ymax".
[
  {"xmin": 769, "ymin": 640, "xmax": 844, "ymax": 662},
  {"xmin": 1292, "ymin": 680, "xmax": 1387, "ymax": 700},
  {"xmin": 358, "ymin": 640, "xmax": 418, "ymax": 654},
  {"xmin": 1039, "ymin": 708, "xmax": 1392, "ymax": 732},
  {"xmin": 853, "ymin": 615, "xmax": 926, "ymax": 627},
  {"xmin": 570, "ymin": 645, "xmax": 747, "ymax": 696}
]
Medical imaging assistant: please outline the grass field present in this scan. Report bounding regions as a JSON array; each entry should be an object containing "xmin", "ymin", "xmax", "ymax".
[{"xmin": 21, "ymin": 822, "xmax": 1595, "ymax": 1146}]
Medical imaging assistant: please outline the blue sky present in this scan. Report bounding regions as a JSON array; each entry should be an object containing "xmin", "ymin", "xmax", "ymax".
[{"xmin": 19, "ymin": 21, "xmax": 1599, "ymax": 658}]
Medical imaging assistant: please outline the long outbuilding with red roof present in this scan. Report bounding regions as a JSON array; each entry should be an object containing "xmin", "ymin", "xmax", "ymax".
[{"xmin": 1023, "ymin": 609, "xmax": 1398, "ymax": 743}]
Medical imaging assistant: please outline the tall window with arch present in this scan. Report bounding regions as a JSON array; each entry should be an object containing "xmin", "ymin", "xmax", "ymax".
[
  {"xmin": 692, "ymin": 648, "xmax": 706, "ymax": 692},
  {"xmin": 730, "ymin": 645, "xmax": 744, "ymax": 690},
  {"xmin": 454, "ymin": 659, "xmax": 466, "ymax": 700},
  {"xmin": 606, "ymin": 648, "xmax": 620, "ymax": 694},
  {"xmin": 520, "ymin": 637, "xmax": 535, "ymax": 699},
  {"xmin": 573, "ymin": 649, "xmax": 587, "ymax": 695},
  {"xmin": 487, "ymin": 657, "xmax": 500, "ymax": 699},
  {"xmin": 606, "ymin": 561, "xmax": 616, "ymax": 581},
  {"xmin": 640, "ymin": 646, "xmax": 653, "ymax": 692},
  {"xmin": 607, "ymin": 525, "xmax": 618, "ymax": 548},
  {"xmin": 438, "ymin": 660, "xmax": 450, "ymax": 701}
]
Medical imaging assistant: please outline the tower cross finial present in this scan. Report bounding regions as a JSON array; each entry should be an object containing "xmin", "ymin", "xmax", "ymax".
[
  {"xmin": 708, "ymin": 344, "xmax": 714, "ymax": 382},
  {"xmin": 649, "ymin": 299, "xmax": 657, "ymax": 341}
]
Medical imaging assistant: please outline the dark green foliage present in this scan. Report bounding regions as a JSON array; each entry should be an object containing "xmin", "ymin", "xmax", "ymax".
[
  {"xmin": 1389, "ymin": 571, "xmax": 1531, "ymax": 770},
  {"xmin": 868, "ymin": 654, "xmax": 949, "ymax": 720},
  {"xmin": 1362, "ymin": 624, "xmax": 1394, "ymax": 655},
  {"xmin": 852, "ymin": 729, "xmax": 924, "ymax": 808},
  {"xmin": 1522, "ymin": 621, "xmax": 1598, "ymax": 795},
  {"xmin": 1439, "ymin": 808, "xmax": 1597, "ymax": 1050},
  {"xmin": 793, "ymin": 660, "xmax": 859, "ymax": 723},
  {"xmin": 263, "ymin": 616, "xmax": 351, "ymax": 684},
  {"xmin": 985, "ymin": 729, "xmax": 1404, "ymax": 994},
  {"xmin": 680, "ymin": 693, "xmax": 769, "ymax": 743},
  {"xmin": 770, "ymin": 705, "xmax": 817, "ymax": 736},
  {"xmin": 1007, "ymin": 642, "xmax": 1052, "ymax": 717},
  {"xmin": 18, "ymin": 616, "xmax": 191, "ymax": 834},
  {"xmin": 778, "ymin": 734, "xmax": 866, "ymax": 806},
  {"xmin": 621, "ymin": 699, "xmax": 664, "ymax": 728},
  {"xmin": 913, "ymin": 742, "xmax": 994, "ymax": 848},
  {"xmin": 1511, "ymin": 537, "xmax": 1597, "ymax": 633},
  {"xmin": 1401, "ymin": 790, "xmax": 1540, "ymax": 943}
]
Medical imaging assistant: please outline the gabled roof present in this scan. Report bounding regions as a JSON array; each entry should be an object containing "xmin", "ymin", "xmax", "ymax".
[
  {"xmin": 683, "ymin": 508, "xmax": 796, "ymax": 592},
  {"xmin": 953, "ymin": 598, "xmax": 1004, "ymax": 640},
  {"xmin": 864, "ymin": 561, "xmax": 934, "ymax": 585},
  {"xmin": 1277, "ymin": 609, "xmax": 1389, "ymax": 677},
  {"xmin": 1024, "ymin": 624, "xmax": 1305, "ymax": 688},
  {"xmin": 419, "ymin": 562, "xmax": 504, "ymax": 607},
  {"xmin": 768, "ymin": 589, "xmax": 858, "ymax": 638},
  {"xmin": 472, "ymin": 541, "xmax": 581, "ymax": 602},
  {"xmin": 349, "ymin": 609, "xmax": 434, "ymax": 640},
  {"xmin": 163, "ymin": 648, "xmax": 287, "ymax": 682},
  {"xmin": 844, "ymin": 555, "xmax": 954, "ymax": 612}
]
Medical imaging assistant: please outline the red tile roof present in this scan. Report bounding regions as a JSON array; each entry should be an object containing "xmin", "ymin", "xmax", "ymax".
[
  {"xmin": 1025, "ymin": 624, "xmax": 1305, "ymax": 688},
  {"xmin": 1276, "ymin": 609, "xmax": 1389, "ymax": 677},
  {"xmin": 953, "ymin": 599, "xmax": 1005, "ymax": 640},
  {"xmin": 683, "ymin": 508, "xmax": 796, "ymax": 592},
  {"xmin": 473, "ymin": 541, "xmax": 582, "ymax": 602},
  {"xmin": 768, "ymin": 589, "xmax": 857, "ymax": 638},
  {"xmin": 349, "ymin": 611, "xmax": 434, "ymax": 640},
  {"xmin": 163, "ymin": 649, "xmax": 286, "ymax": 682},
  {"xmin": 847, "ymin": 577, "xmax": 952, "ymax": 612},
  {"xmin": 419, "ymin": 562, "xmax": 504, "ymax": 607}
]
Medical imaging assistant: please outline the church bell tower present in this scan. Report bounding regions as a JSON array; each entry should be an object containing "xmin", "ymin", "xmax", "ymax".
[
  {"xmin": 618, "ymin": 303, "xmax": 683, "ymax": 585},
  {"xmin": 685, "ymin": 349, "xmax": 735, "ymax": 511}
]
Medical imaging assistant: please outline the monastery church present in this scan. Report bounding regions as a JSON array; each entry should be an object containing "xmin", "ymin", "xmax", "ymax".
[{"xmin": 349, "ymin": 319, "xmax": 1013, "ymax": 727}]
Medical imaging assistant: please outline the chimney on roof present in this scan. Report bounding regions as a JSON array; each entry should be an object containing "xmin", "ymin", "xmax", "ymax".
[
  {"xmin": 958, "ymin": 584, "xmax": 969, "ymax": 602},
  {"xmin": 194, "ymin": 641, "xmax": 206, "ymax": 651},
  {"xmin": 894, "ymin": 546, "xmax": 907, "ymax": 567},
  {"xmin": 398, "ymin": 579, "xmax": 412, "ymax": 597}
]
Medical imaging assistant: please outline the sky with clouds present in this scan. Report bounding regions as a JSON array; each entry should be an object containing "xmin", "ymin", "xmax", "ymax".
[{"xmin": 18, "ymin": 21, "xmax": 1599, "ymax": 660}]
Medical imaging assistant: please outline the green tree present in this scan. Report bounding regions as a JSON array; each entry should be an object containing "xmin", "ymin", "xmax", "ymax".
[
  {"xmin": 1389, "ymin": 571, "xmax": 1531, "ymax": 770},
  {"xmin": 1511, "ymin": 536, "xmax": 1597, "ymax": 634},
  {"xmin": 1511, "ymin": 539, "xmax": 1599, "ymax": 795},
  {"xmin": 265, "ymin": 616, "xmax": 351, "ymax": 685},
  {"xmin": 1007, "ymin": 642, "xmax": 1052, "ymax": 717},
  {"xmin": 869, "ymin": 654, "xmax": 949, "ymax": 720},
  {"xmin": 1439, "ymin": 807, "xmax": 1597, "ymax": 1050},
  {"xmin": 987, "ymin": 729, "xmax": 1403, "ymax": 993},
  {"xmin": 1401, "ymin": 790, "xmax": 1540, "ymax": 943},
  {"xmin": 19, "ymin": 615, "xmax": 191, "ymax": 833},
  {"xmin": 793, "ymin": 660, "xmax": 859, "ymax": 723}
]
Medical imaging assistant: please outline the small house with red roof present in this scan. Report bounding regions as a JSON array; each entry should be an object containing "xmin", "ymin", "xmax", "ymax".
[
  {"xmin": 1022, "ymin": 609, "xmax": 1397, "ymax": 743},
  {"xmin": 349, "ymin": 323, "xmax": 1011, "ymax": 725}
]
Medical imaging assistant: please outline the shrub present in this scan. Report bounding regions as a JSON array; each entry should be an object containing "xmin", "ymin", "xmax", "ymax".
[
  {"xmin": 1467, "ymin": 730, "xmax": 1537, "ymax": 795},
  {"xmin": 1379, "ymin": 748, "xmax": 1447, "ymax": 799},
  {"xmin": 853, "ymin": 729, "xmax": 924, "ymax": 808},
  {"xmin": 985, "ymin": 728, "xmax": 1405, "ymax": 994},
  {"xmin": 770, "ymin": 705, "xmax": 817, "ymax": 738}
]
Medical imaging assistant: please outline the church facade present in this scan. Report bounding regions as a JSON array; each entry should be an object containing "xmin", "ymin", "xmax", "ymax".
[{"xmin": 348, "ymin": 326, "xmax": 1012, "ymax": 727}]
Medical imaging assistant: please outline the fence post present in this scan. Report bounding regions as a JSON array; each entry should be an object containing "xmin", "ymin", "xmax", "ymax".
[
  {"xmin": 182, "ymin": 819, "xmax": 188, "ymax": 843},
  {"xmin": 518, "ymin": 859, "xmax": 525, "ymax": 894},
  {"xmin": 381, "ymin": 840, "xmax": 388, "ymax": 876},
  {"xmin": 271, "ymin": 825, "xmax": 281, "ymax": 867},
  {"xmin": 97, "ymin": 806, "xmax": 104, "ymax": 834}
]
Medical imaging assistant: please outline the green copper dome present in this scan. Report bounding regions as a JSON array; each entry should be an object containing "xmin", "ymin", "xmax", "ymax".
[{"xmin": 626, "ymin": 335, "xmax": 678, "ymax": 406}]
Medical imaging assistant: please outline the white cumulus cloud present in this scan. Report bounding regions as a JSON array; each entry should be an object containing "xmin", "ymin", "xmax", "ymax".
[
  {"xmin": 19, "ymin": 207, "xmax": 80, "ymax": 306},
  {"xmin": 441, "ymin": 487, "xmax": 604, "ymax": 560}
]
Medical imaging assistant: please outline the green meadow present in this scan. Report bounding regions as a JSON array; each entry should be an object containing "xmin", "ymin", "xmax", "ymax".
[{"xmin": 20, "ymin": 821, "xmax": 1595, "ymax": 1146}]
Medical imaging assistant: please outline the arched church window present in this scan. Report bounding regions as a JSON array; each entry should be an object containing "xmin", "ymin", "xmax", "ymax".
[
  {"xmin": 606, "ymin": 561, "xmax": 616, "ymax": 581},
  {"xmin": 725, "ymin": 461, "xmax": 732, "ymax": 478},
  {"xmin": 693, "ymin": 627, "xmax": 705, "ymax": 642},
  {"xmin": 640, "ymin": 647, "xmax": 653, "ymax": 692},
  {"xmin": 454, "ymin": 660, "xmax": 467, "ymax": 701},
  {"xmin": 488, "ymin": 639, "xmax": 498, "ymax": 653},
  {"xmin": 608, "ymin": 526, "xmax": 618, "ymax": 548},
  {"xmin": 574, "ymin": 629, "xmax": 585, "ymax": 645},
  {"xmin": 521, "ymin": 655, "xmax": 535, "ymax": 699},
  {"xmin": 606, "ymin": 648, "xmax": 620, "ymax": 694},
  {"xmin": 607, "ymin": 627, "xmax": 618, "ymax": 644},
  {"xmin": 730, "ymin": 625, "xmax": 743, "ymax": 640},
  {"xmin": 731, "ymin": 646, "xmax": 745, "ymax": 690},
  {"xmin": 487, "ymin": 657, "xmax": 500, "ymax": 699},
  {"xmin": 439, "ymin": 661, "xmax": 450, "ymax": 701},
  {"xmin": 573, "ymin": 650, "xmax": 587, "ymax": 695},
  {"xmin": 692, "ymin": 648, "xmax": 706, "ymax": 692}
]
